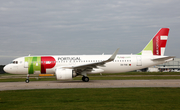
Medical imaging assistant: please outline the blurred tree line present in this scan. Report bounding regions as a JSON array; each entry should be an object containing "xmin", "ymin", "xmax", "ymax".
[{"xmin": 0, "ymin": 65, "xmax": 5, "ymax": 74}]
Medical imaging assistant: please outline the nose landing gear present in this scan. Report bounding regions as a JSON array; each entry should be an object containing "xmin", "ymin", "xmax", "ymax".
[{"xmin": 25, "ymin": 74, "xmax": 30, "ymax": 83}]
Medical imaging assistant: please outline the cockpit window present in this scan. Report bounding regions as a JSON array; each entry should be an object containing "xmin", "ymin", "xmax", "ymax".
[{"xmin": 12, "ymin": 61, "xmax": 18, "ymax": 64}]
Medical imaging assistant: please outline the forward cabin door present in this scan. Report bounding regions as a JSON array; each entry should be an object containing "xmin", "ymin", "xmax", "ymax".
[
  {"xmin": 24, "ymin": 61, "xmax": 28, "ymax": 68},
  {"xmin": 136, "ymin": 56, "xmax": 142, "ymax": 66}
]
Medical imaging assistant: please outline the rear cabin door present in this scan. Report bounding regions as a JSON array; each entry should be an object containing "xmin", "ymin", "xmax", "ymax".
[{"xmin": 136, "ymin": 56, "xmax": 142, "ymax": 66}]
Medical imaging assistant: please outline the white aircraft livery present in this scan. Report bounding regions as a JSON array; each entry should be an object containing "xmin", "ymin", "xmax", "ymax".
[{"xmin": 3, "ymin": 28, "xmax": 175, "ymax": 83}]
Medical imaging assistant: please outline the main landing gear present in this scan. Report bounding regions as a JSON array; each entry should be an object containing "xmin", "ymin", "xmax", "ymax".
[
  {"xmin": 25, "ymin": 74, "xmax": 30, "ymax": 83},
  {"xmin": 82, "ymin": 76, "xmax": 89, "ymax": 82}
]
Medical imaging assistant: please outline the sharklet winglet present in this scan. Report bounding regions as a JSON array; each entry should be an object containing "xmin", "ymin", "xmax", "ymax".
[{"xmin": 107, "ymin": 48, "xmax": 119, "ymax": 61}]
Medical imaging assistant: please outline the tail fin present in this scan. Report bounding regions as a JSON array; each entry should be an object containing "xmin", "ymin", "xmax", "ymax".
[{"xmin": 137, "ymin": 28, "xmax": 169, "ymax": 56}]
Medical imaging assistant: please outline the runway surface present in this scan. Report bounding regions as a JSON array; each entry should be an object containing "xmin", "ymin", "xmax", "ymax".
[{"xmin": 0, "ymin": 80, "xmax": 180, "ymax": 91}]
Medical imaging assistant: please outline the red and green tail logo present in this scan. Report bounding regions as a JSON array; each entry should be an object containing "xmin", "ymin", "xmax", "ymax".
[{"xmin": 138, "ymin": 28, "xmax": 169, "ymax": 56}]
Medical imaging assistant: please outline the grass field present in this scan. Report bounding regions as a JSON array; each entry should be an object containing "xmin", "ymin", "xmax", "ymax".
[
  {"xmin": 2, "ymin": 72, "xmax": 180, "ymax": 76},
  {"xmin": 0, "ymin": 88, "xmax": 180, "ymax": 110},
  {"xmin": 1, "ymin": 73, "xmax": 180, "ymax": 110},
  {"xmin": 1, "ymin": 72, "xmax": 180, "ymax": 82}
]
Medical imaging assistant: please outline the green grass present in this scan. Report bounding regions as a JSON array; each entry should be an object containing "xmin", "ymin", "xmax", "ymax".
[
  {"xmin": 0, "ymin": 73, "xmax": 16, "ymax": 76},
  {"xmin": 0, "ymin": 88, "xmax": 180, "ymax": 110},
  {"xmin": 0, "ymin": 78, "xmax": 57, "ymax": 82},
  {"xmin": 2, "ymin": 72, "xmax": 180, "ymax": 76},
  {"xmin": 1, "ymin": 76, "xmax": 180, "ymax": 82},
  {"xmin": 1, "ymin": 72, "xmax": 180, "ymax": 82},
  {"xmin": 88, "ymin": 72, "xmax": 180, "ymax": 76},
  {"xmin": 74, "ymin": 76, "xmax": 180, "ymax": 80}
]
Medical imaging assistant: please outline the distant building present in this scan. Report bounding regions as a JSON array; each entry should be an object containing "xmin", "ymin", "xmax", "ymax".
[
  {"xmin": 156, "ymin": 58, "xmax": 180, "ymax": 72},
  {"xmin": 147, "ymin": 67, "xmax": 159, "ymax": 72}
]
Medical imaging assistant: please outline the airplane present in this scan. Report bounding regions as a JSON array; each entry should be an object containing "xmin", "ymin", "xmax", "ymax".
[{"xmin": 3, "ymin": 28, "xmax": 175, "ymax": 83}]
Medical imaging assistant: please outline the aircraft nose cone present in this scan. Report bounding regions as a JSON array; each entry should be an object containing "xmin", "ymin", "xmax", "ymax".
[
  {"xmin": 3, "ymin": 65, "xmax": 12, "ymax": 73},
  {"xmin": 3, "ymin": 65, "xmax": 8, "ymax": 73}
]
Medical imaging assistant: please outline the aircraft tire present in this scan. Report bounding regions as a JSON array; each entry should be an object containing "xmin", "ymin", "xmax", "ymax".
[
  {"xmin": 25, "ymin": 79, "xmax": 29, "ymax": 83},
  {"xmin": 84, "ymin": 77, "xmax": 89, "ymax": 82}
]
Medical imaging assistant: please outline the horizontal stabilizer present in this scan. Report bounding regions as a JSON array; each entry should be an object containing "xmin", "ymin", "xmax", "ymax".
[{"xmin": 151, "ymin": 56, "xmax": 175, "ymax": 61}]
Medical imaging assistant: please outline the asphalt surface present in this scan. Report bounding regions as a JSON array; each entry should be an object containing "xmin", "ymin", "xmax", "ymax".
[
  {"xmin": 0, "ymin": 80, "xmax": 180, "ymax": 91},
  {"xmin": 1, "ymin": 75, "xmax": 180, "ymax": 79}
]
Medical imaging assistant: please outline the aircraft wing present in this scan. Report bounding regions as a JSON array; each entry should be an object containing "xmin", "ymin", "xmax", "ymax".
[{"xmin": 61, "ymin": 48, "xmax": 119, "ymax": 70}]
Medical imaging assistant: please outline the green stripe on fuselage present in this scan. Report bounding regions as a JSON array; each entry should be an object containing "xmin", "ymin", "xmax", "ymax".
[{"xmin": 25, "ymin": 56, "xmax": 41, "ymax": 74}]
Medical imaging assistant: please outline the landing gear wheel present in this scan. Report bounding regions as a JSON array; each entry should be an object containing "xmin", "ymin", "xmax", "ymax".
[
  {"xmin": 82, "ymin": 76, "xmax": 89, "ymax": 82},
  {"xmin": 25, "ymin": 74, "xmax": 30, "ymax": 83},
  {"xmin": 25, "ymin": 79, "xmax": 29, "ymax": 83},
  {"xmin": 84, "ymin": 77, "xmax": 89, "ymax": 82}
]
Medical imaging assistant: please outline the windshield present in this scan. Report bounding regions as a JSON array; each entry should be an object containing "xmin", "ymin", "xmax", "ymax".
[{"xmin": 11, "ymin": 61, "xmax": 18, "ymax": 64}]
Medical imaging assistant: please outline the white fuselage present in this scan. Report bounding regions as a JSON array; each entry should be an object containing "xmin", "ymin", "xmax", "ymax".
[{"xmin": 4, "ymin": 54, "xmax": 169, "ymax": 74}]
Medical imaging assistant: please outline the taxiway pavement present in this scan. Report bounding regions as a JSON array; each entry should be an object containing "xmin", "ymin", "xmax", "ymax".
[{"xmin": 0, "ymin": 80, "xmax": 180, "ymax": 91}]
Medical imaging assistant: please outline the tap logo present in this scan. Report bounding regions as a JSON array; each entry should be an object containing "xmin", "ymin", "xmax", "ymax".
[
  {"xmin": 25, "ymin": 56, "xmax": 56, "ymax": 74},
  {"xmin": 153, "ymin": 29, "xmax": 168, "ymax": 56},
  {"xmin": 137, "ymin": 28, "xmax": 169, "ymax": 56}
]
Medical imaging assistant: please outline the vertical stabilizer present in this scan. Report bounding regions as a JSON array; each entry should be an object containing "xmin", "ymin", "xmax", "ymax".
[{"xmin": 138, "ymin": 28, "xmax": 169, "ymax": 56}]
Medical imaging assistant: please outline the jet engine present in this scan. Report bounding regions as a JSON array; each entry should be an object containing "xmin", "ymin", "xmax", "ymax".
[{"xmin": 55, "ymin": 68, "xmax": 77, "ymax": 80}]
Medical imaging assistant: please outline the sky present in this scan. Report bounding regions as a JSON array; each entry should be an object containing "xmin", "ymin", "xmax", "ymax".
[{"xmin": 0, "ymin": 0, "xmax": 180, "ymax": 64}]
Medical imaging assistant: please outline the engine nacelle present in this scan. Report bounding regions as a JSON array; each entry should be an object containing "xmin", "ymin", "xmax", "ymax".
[{"xmin": 55, "ymin": 68, "xmax": 76, "ymax": 80}]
